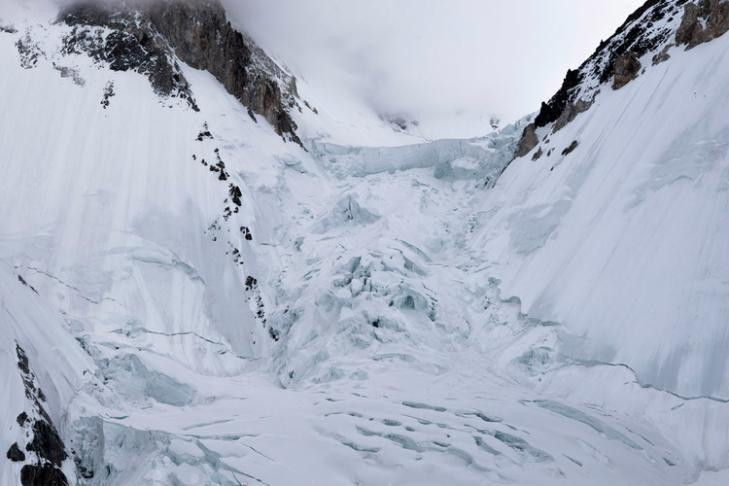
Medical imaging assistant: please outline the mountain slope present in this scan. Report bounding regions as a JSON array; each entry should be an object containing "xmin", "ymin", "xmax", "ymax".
[
  {"xmin": 485, "ymin": 0, "xmax": 729, "ymax": 398},
  {"xmin": 1, "ymin": 0, "xmax": 729, "ymax": 485}
]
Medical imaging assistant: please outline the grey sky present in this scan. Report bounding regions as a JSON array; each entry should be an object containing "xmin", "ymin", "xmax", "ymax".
[{"xmin": 224, "ymin": 1, "xmax": 642, "ymax": 135}]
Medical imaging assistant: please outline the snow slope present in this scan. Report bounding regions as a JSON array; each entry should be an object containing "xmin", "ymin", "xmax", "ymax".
[
  {"xmin": 1, "ymin": 0, "xmax": 729, "ymax": 485},
  {"xmin": 477, "ymin": 4, "xmax": 729, "ymax": 399}
]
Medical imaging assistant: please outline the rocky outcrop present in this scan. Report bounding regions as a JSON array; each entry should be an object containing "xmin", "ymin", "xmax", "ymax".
[
  {"xmin": 1, "ymin": 23, "xmax": 18, "ymax": 34},
  {"xmin": 612, "ymin": 51, "xmax": 642, "ymax": 89},
  {"xmin": 553, "ymin": 99, "xmax": 591, "ymax": 131},
  {"xmin": 532, "ymin": 0, "xmax": 680, "ymax": 131},
  {"xmin": 533, "ymin": 69, "xmax": 582, "ymax": 129},
  {"xmin": 514, "ymin": 0, "xmax": 691, "ymax": 158},
  {"xmin": 16, "ymin": 33, "xmax": 43, "ymax": 69},
  {"xmin": 652, "ymin": 43, "xmax": 674, "ymax": 64},
  {"xmin": 11, "ymin": 345, "xmax": 70, "ymax": 486},
  {"xmin": 143, "ymin": 0, "xmax": 301, "ymax": 144},
  {"xmin": 561, "ymin": 140, "xmax": 579, "ymax": 156},
  {"xmin": 61, "ymin": 2, "xmax": 199, "ymax": 109},
  {"xmin": 514, "ymin": 123, "xmax": 539, "ymax": 158},
  {"xmin": 512, "ymin": 0, "xmax": 729, "ymax": 160},
  {"xmin": 676, "ymin": 0, "xmax": 729, "ymax": 48},
  {"xmin": 513, "ymin": 99, "xmax": 590, "ymax": 161},
  {"xmin": 59, "ymin": 0, "xmax": 302, "ymax": 144},
  {"xmin": 532, "ymin": 147, "xmax": 544, "ymax": 161}
]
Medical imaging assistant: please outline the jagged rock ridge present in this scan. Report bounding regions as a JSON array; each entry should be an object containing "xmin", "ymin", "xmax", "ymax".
[
  {"xmin": 515, "ymin": 0, "xmax": 729, "ymax": 158},
  {"xmin": 59, "ymin": 0, "xmax": 302, "ymax": 144}
]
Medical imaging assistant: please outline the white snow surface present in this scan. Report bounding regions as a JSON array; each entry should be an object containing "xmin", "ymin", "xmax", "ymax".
[
  {"xmin": 478, "ymin": 30, "xmax": 729, "ymax": 399},
  {"xmin": 1, "ymin": 1, "xmax": 729, "ymax": 485}
]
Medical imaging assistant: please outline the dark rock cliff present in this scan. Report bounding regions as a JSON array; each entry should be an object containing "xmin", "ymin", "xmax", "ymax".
[
  {"xmin": 513, "ymin": 0, "xmax": 729, "ymax": 159},
  {"xmin": 61, "ymin": 2, "xmax": 199, "ymax": 109},
  {"xmin": 59, "ymin": 0, "xmax": 302, "ymax": 145},
  {"xmin": 533, "ymin": 0, "xmax": 685, "ymax": 130},
  {"xmin": 145, "ymin": 0, "xmax": 301, "ymax": 144}
]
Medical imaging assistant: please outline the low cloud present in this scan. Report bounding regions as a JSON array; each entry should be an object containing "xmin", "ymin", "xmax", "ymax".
[{"xmin": 224, "ymin": 0, "xmax": 640, "ymax": 135}]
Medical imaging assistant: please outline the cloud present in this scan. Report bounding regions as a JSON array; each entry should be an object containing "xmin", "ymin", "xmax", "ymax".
[{"xmin": 224, "ymin": 1, "xmax": 641, "ymax": 136}]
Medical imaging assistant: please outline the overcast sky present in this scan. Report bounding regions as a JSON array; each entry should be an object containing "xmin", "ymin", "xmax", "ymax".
[{"xmin": 224, "ymin": 1, "xmax": 641, "ymax": 136}]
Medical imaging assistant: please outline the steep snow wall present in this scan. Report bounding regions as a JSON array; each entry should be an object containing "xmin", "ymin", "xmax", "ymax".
[
  {"xmin": 1, "ymin": 264, "xmax": 90, "ymax": 486},
  {"xmin": 480, "ymin": 0, "xmax": 729, "ymax": 397},
  {"xmin": 0, "ymin": 2, "xmax": 308, "ymax": 368}
]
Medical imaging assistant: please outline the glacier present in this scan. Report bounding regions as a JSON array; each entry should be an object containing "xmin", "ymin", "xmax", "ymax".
[{"xmin": 1, "ymin": 0, "xmax": 729, "ymax": 485}]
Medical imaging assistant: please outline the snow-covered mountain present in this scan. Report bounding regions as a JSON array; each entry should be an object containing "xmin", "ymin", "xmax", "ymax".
[{"xmin": 1, "ymin": 1, "xmax": 728, "ymax": 485}]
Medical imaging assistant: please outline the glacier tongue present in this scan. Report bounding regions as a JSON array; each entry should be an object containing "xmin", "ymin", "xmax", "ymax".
[{"xmin": 2, "ymin": 0, "xmax": 729, "ymax": 485}]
